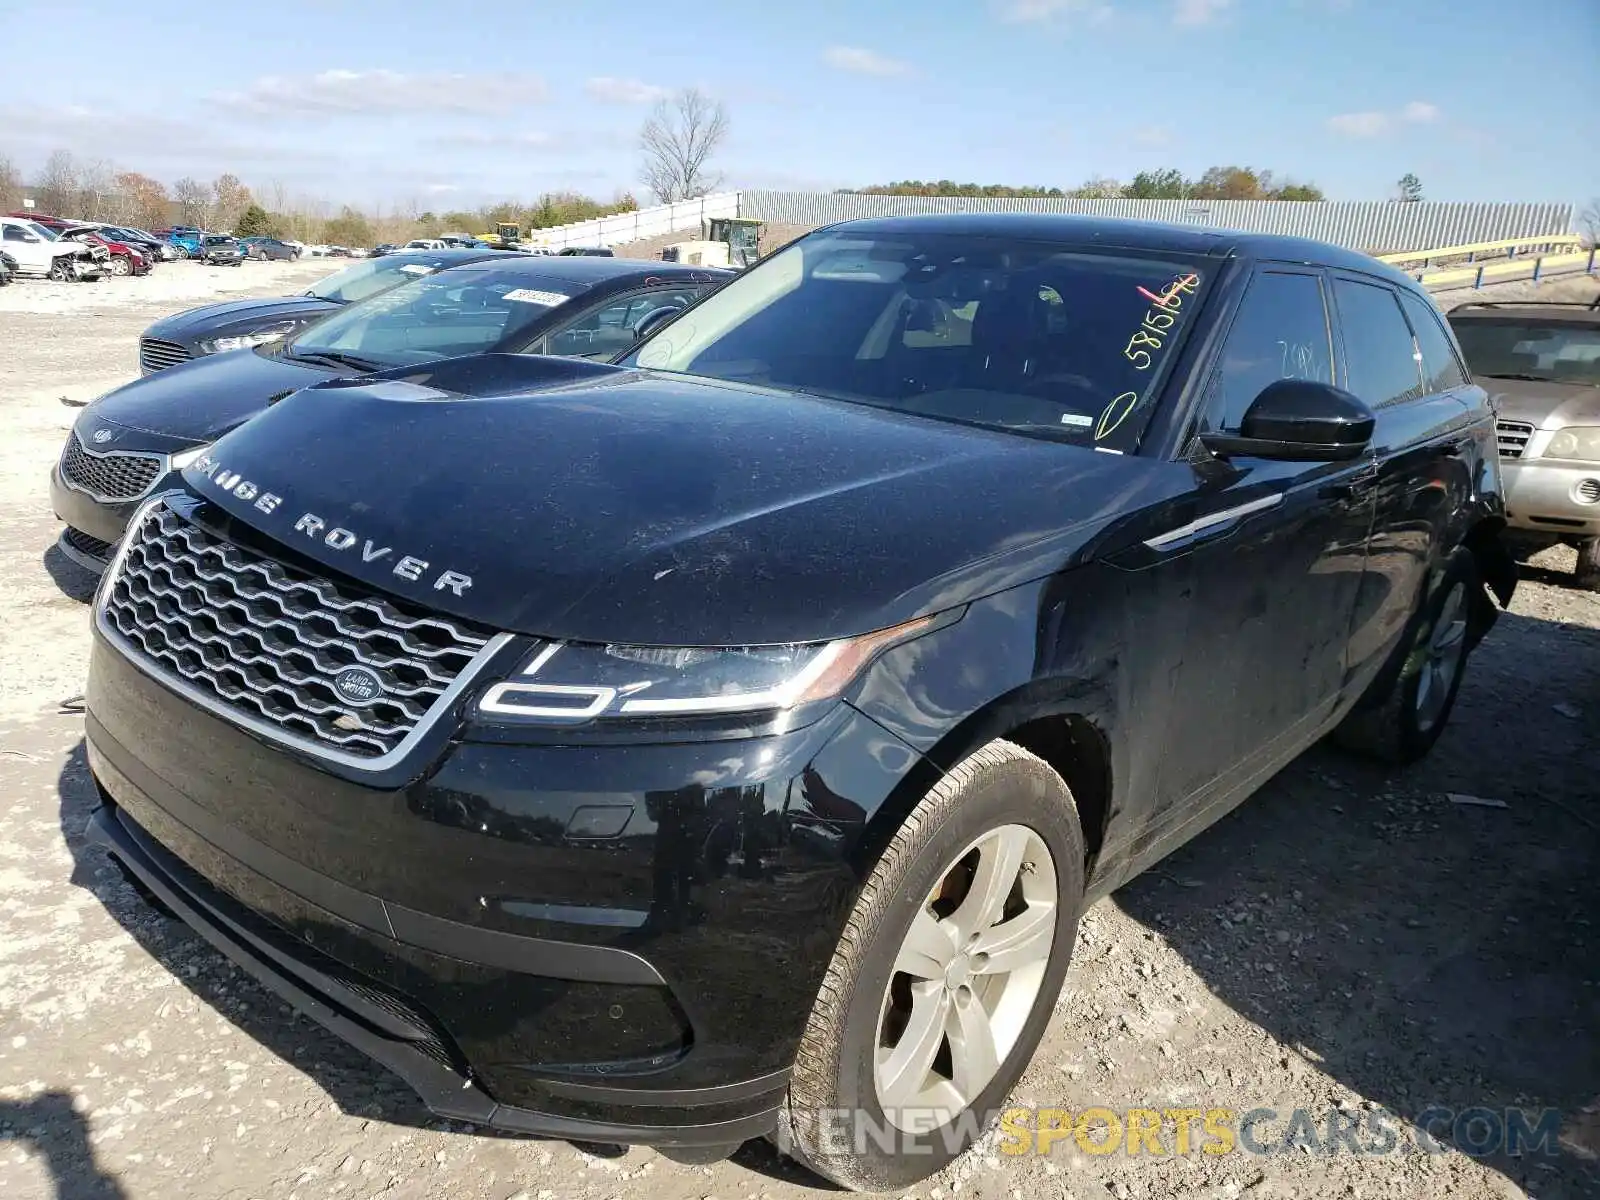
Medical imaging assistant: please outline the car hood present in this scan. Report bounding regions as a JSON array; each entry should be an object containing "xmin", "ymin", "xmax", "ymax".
[
  {"xmin": 145, "ymin": 295, "xmax": 339, "ymax": 340},
  {"xmin": 177, "ymin": 358, "xmax": 1174, "ymax": 645},
  {"xmin": 88, "ymin": 348, "xmax": 336, "ymax": 442},
  {"xmin": 1481, "ymin": 375, "xmax": 1600, "ymax": 427}
]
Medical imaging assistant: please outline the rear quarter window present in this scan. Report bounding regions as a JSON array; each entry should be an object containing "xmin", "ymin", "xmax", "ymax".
[{"xmin": 1398, "ymin": 290, "xmax": 1468, "ymax": 393}]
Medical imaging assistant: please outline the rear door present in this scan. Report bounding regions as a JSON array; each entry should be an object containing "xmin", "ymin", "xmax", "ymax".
[
  {"xmin": 1152, "ymin": 265, "xmax": 1378, "ymax": 813},
  {"xmin": 1329, "ymin": 275, "xmax": 1477, "ymax": 686}
]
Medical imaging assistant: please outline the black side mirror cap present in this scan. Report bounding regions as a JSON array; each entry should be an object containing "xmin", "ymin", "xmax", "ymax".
[{"xmin": 1199, "ymin": 378, "xmax": 1375, "ymax": 463}]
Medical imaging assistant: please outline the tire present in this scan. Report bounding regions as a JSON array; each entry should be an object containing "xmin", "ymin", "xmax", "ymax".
[
  {"xmin": 1333, "ymin": 546, "xmax": 1478, "ymax": 765},
  {"xmin": 48, "ymin": 261, "xmax": 74, "ymax": 282},
  {"xmin": 776, "ymin": 740, "xmax": 1086, "ymax": 1191},
  {"xmin": 1576, "ymin": 538, "xmax": 1600, "ymax": 592},
  {"xmin": 108, "ymin": 256, "xmax": 130, "ymax": 277}
]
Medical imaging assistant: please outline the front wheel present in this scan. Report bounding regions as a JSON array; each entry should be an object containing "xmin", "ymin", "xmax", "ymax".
[
  {"xmin": 1333, "ymin": 547, "xmax": 1478, "ymax": 764},
  {"xmin": 107, "ymin": 256, "xmax": 131, "ymax": 277},
  {"xmin": 48, "ymin": 260, "xmax": 74, "ymax": 282},
  {"xmin": 777, "ymin": 741, "xmax": 1086, "ymax": 1191}
]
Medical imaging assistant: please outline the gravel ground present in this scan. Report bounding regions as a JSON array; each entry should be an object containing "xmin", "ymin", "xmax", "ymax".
[{"xmin": 1, "ymin": 269, "xmax": 1596, "ymax": 1200}]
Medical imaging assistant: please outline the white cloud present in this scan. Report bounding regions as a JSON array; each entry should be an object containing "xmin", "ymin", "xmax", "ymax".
[
  {"xmin": 1327, "ymin": 111, "xmax": 1391, "ymax": 137},
  {"xmin": 822, "ymin": 46, "xmax": 914, "ymax": 76},
  {"xmin": 585, "ymin": 77, "xmax": 671, "ymax": 105},
  {"xmin": 423, "ymin": 183, "xmax": 461, "ymax": 195},
  {"xmin": 1133, "ymin": 124, "xmax": 1173, "ymax": 147},
  {"xmin": 998, "ymin": 0, "xmax": 1114, "ymax": 23},
  {"xmin": 1326, "ymin": 100, "xmax": 1442, "ymax": 137},
  {"xmin": 216, "ymin": 70, "xmax": 548, "ymax": 117},
  {"xmin": 1173, "ymin": 0, "xmax": 1233, "ymax": 25}
]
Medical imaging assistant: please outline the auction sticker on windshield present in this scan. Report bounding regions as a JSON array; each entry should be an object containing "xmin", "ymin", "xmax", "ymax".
[
  {"xmin": 399, "ymin": 264, "xmax": 433, "ymax": 275},
  {"xmin": 503, "ymin": 288, "xmax": 569, "ymax": 306}
]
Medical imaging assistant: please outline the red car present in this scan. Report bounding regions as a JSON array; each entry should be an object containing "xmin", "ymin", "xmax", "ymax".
[{"xmin": 61, "ymin": 223, "xmax": 152, "ymax": 277}]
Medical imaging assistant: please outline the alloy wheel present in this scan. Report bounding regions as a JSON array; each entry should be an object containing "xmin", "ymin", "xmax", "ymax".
[
  {"xmin": 873, "ymin": 824, "xmax": 1057, "ymax": 1131},
  {"xmin": 1414, "ymin": 582, "xmax": 1467, "ymax": 733}
]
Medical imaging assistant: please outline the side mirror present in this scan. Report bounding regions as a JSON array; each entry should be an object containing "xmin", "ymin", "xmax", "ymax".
[
  {"xmin": 1199, "ymin": 378, "xmax": 1374, "ymax": 462},
  {"xmin": 631, "ymin": 304, "xmax": 684, "ymax": 342}
]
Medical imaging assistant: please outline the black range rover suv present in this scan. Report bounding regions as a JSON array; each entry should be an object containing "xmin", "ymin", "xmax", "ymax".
[{"xmin": 82, "ymin": 215, "xmax": 1514, "ymax": 1190}]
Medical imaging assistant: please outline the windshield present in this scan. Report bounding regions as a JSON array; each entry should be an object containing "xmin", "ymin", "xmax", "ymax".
[
  {"xmin": 1452, "ymin": 318, "xmax": 1600, "ymax": 386},
  {"xmin": 306, "ymin": 255, "xmax": 457, "ymax": 304},
  {"xmin": 623, "ymin": 230, "xmax": 1210, "ymax": 450},
  {"xmin": 25, "ymin": 221, "xmax": 59, "ymax": 241},
  {"xmin": 285, "ymin": 267, "xmax": 581, "ymax": 368}
]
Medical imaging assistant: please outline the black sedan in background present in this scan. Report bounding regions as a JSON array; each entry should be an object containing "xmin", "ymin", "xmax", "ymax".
[
  {"xmin": 137, "ymin": 247, "xmax": 512, "ymax": 374},
  {"xmin": 53, "ymin": 255, "xmax": 731, "ymax": 575}
]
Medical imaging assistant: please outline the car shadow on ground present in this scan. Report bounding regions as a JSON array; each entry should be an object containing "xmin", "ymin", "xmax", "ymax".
[
  {"xmin": 42, "ymin": 542, "xmax": 101, "ymax": 604},
  {"xmin": 0, "ymin": 1091, "xmax": 129, "ymax": 1198},
  {"xmin": 1110, "ymin": 606, "xmax": 1599, "ymax": 1197}
]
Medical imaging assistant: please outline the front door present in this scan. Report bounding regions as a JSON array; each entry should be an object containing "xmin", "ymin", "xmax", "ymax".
[{"xmin": 1150, "ymin": 266, "xmax": 1377, "ymax": 819}]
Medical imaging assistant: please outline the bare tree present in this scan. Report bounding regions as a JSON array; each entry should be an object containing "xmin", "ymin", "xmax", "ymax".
[
  {"xmin": 639, "ymin": 88, "xmax": 729, "ymax": 204},
  {"xmin": 172, "ymin": 177, "xmax": 209, "ymax": 226},
  {"xmin": 37, "ymin": 150, "xmax": 80, "ymax": 216},
  {"xmin": 77, "ymin": 159, "xmax": 116, "ymax": 220},
  {"xmin": 1579, "ymin": 198, "xmax": 1600, "ymax": 249},
  {"xmin": 115, "ymin": 172, "xmax": 170, "ymax": 230},
  {"xmin": 211, "ymin": 173, "xmax": 253, "ymax": 231},
  {"xmin": 0, "ymin": 155, "xmax": 22, "ymax": 212}
]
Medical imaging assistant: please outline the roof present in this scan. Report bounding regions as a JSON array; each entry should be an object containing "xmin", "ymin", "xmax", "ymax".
[
  {"xmin": 430, "ymin": 254, "xmax": 733, "ymax": 287},
  {"xmin": 822, "ymin": 211, "xmax": 1415, "ymax": 284}
]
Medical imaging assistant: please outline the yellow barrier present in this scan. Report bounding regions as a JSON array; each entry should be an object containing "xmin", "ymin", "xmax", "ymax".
[
  {"xmin": 1378, "ymin": 234, "xmax": 1582, "ymax": 265},
  {"xmin": 1415, "ymin": 249, "xmax": 1597, "ymax": 290}
]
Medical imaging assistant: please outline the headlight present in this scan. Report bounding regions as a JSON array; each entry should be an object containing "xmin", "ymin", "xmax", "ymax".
[
  {"xmin": 1543, "ymin": 426, "xmax": 1600, "ymax": 463},
  {"xmin": 200, "ymin": 324, "xmax": 293, "ymax": 354},
  {"xmin": 168, "ymin": 443, "xmax": 213, "ymax": 470},
  {"xmin": 476, "ymin": 614, "xmax": 941, "ymax": 726}
]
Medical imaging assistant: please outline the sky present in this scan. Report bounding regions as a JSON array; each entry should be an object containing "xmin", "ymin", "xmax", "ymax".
[{"xmin": 3, "ymin": 0, "xmax": 1596, "ymax": 213}]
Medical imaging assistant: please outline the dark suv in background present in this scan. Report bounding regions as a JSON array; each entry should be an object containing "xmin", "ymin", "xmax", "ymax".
[
  {"xmin": 1448, "ymin": 297, "xmax": 1600, "ymax": 588},
  {"xmin": 82, "ymin": 215, "xmax": 1512, "ymax": 1192}
]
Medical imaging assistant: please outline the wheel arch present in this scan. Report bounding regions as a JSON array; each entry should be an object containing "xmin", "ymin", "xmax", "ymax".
[{"xmin": 851, "ymin": 678, "xmax": 1118, "ymax": 885}]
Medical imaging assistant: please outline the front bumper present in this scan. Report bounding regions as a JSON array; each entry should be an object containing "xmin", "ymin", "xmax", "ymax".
[
  {"xmin": 1501, "ymin": 459, "xmax": 1600, "ymax": 538},
  {"xmin": 83, "ymin": 627, "xmax": 918, "ymax": 1141}
]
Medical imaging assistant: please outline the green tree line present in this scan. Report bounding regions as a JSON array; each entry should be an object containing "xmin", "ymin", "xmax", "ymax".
[{"xmin": 845, "ymin": 165, "xmax": 1328, "ymax": 202}]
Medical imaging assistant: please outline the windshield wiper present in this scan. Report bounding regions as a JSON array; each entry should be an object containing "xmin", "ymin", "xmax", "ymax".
[
  {"xmin": 1481, "ymin": 372, "xmax": 1555, "ymax": 382},
  {"xmin": 288, "ymin": 349, "xmax": 383, "ymax": 372}
]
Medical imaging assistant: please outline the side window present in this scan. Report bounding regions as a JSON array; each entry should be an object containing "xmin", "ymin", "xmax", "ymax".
[
  {"xmin": 3, "ymin": 227, "xmax": 25, "ymax": 241},
  {"xmin": 1398, "ymin": 290, "xmax": 1468, "ymax": 393},
  {"xmin": 1333, "ymin": 278, "xmax": 1426, "ymax": 407},
  {"xmin": 1208, "ymin": 271, "xmax": 1333, "ymax": 431},
  {"xmin": 542, "ymin": 288, "xmax": 703, "ymax": 359}
]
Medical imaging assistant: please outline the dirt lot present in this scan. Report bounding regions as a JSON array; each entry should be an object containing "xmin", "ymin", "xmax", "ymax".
[{"xmin": 1, "ymin": 268, "xmax": 1596, "ymax": 1200}]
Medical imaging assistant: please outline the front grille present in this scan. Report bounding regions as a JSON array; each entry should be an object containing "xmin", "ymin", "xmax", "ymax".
[
  {"xmin": 103, "ymin": 504, "xmax": 495, "ymax": 760},
  {"xmin": 60, "ymin": 433, "xmax": 164, "ymax": 501},
  {"xmin": 139, "ymin": 337, "xmax": 191, "ymax": 373},
  {"xmin": 1495, "ymin": 420, "xmax": 1535, "ymax": 459}
]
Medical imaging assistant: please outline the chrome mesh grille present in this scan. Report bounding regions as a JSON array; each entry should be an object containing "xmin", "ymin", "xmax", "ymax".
[
  {"xmin": 60, "ymin": 434, "xmax": 164, "ymax": 501},
  {"xmin": 104, "ymin": 504, "xmax": 495, "ymax": 759},
  {"xmin": 1495, "ymin": 420, "xmax": 1535, "ymax": 459},
  {"xmin": 139, "ymin": 338, "xmax": 191, "ymax": 373}
]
